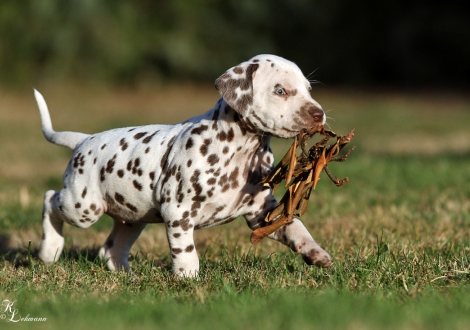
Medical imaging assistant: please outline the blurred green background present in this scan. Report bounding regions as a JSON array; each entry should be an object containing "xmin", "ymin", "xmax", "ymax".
[{"xmin": 1, "ymin": 0, "xmax": 469, "ymax": 88}]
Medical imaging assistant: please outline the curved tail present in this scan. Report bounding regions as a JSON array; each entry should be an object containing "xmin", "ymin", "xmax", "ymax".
[{"xmin": 34, "ymin": 89, "xmax": 90, "ymax": 150}]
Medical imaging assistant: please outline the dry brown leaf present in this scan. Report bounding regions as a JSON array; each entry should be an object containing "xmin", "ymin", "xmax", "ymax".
[{"xmin": 250, "ymin": 126, "xmax": 355, "ymax": 244}]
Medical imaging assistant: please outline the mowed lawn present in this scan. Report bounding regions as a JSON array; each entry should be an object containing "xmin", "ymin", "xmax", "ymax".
[{"xmin": 1, "ymin": 84, "xmax": 469, "ymax": 329}]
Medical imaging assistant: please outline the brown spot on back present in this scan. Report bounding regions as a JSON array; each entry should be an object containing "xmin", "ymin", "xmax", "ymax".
[
  {"xmin": 134, "ymin": 132, "xmax": 147, "ymax": 140},
  {"xmin": 185, "ymin": 138, "xmax": 194, "ymax": 149},
  {"xmin": 119, "ymin": 138, "xmax": 128, "ymax": 151},
  {"xmin": 191, "ymin": 125, "xmax": 209, "ymax": 135},
  {"xmin": 142, "ymin": 131, "xmax": 159, "ymax": 144},
  {"xmin": 160, "ymin": 136, "xmax": 176, "ymax": 171},
  {"xmin": 105, "ymin": 154, "xmax": 117, "ymax": 174}
]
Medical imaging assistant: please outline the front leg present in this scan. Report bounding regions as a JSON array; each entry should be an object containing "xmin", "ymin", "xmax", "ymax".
[
  {"xmin": 245, "ymin": 199, "xmax": 331, "ymax": 267},
  {"xmin": 269, "ymin": 218, "xmax": 331, "ymax": 267},
  {"xmin": 165, "ymin": 219, "xmax": 199, "ymax": 278}
]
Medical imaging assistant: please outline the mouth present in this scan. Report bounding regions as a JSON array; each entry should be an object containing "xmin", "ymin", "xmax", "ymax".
[
  {"xmin": 304, "ymin": 124, "xmax": 325, "ymax": 136},
  {"xmin": 301, "ymin": 117, "xmax": 325, "ymax": 137}
]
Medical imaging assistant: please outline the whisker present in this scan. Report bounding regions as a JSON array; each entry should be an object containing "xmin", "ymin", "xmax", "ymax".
[
  {"xmin": 324, "ymin": 109, "xmax": 334, "ymax": 115},
  {"xmin": 309, "ymin": 79, "xmax": 325, "ymax": 86},
  {"xmin": 306, "ymin": 68, "xmax": 320, "ymax": 80},
  {"xmin": 323, "ymin": 109, "xmax": 335, "ymax": 129}
]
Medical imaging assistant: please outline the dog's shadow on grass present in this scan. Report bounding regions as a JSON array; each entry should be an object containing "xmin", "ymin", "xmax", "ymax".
[
  {"xmin": 0, "ymin": 233, "xmax": 172, "ymax": 272},
  {"xmin": 0, "ymin": 233, "xmax": 31, "ymax": 268}
]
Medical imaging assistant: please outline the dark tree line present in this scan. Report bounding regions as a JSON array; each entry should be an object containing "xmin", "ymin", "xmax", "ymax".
[{"xmin": 1, "ymin": 0, "xmax": 469, "ymax": 88}]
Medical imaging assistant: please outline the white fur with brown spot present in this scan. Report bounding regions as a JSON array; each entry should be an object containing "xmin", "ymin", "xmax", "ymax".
[{"xmin": 35, "ymin": 54, "xmax": 330, "ymax": 278}]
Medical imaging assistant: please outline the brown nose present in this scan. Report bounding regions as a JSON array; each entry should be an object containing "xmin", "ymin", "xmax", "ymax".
[{"xmin": 309, "ymin": 106, "xmax": 324, "ymax": 123}]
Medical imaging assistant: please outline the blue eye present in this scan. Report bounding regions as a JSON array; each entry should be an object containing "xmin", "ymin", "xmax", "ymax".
[{"xmin": 275, "ymin": 88, "xmax": 287, "ymax": 95}]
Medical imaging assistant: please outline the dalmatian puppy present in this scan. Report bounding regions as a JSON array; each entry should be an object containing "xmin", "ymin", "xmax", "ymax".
[{"xmin": 34, "ymin": 54, "xmax": 331, "ymax": 277}]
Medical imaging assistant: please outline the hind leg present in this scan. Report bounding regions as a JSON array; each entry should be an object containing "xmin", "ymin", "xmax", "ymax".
[
  {"xmin": 39, "ymin": 187, "xmax": 107, "ymax": 265},
  {"xmin": 99, "ymin": 219, "xmax": 146, "ymax": 271},
  {"xmin": 38, "ymin": 190, "xmax": 65, "ymax": 265}
]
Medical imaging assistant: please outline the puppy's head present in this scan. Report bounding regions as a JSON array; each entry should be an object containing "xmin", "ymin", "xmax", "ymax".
[{"xmin": 215, "ymin": 54, "xmax": 325, "ymax": 138}]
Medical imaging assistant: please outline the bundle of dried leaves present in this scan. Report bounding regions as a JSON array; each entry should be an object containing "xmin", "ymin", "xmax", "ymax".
[{"xmin": 250, "ymin": 127, "xmax": 355, "ymax": 244}]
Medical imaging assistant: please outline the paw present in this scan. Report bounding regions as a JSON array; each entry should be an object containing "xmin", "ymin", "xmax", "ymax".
[
  {"xmin": 98, "ymin": 246, "xmax": 130, "ymax": 271},
  {"xmin": 301, "ymin": 248, "xmax": 332, "ymax": 268},
  {"xmin": 38, "ymin": 251, "xmax": 57, "ymax": 266}
]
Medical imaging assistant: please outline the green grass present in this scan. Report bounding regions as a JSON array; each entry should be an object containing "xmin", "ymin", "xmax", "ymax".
[
  {"xmin": 1, "ymin": 86, "xmax": 470, "ymax": 329},
  {"xmin": 1, "ymin": 242, "xmax": 469, "ymax": 329}
]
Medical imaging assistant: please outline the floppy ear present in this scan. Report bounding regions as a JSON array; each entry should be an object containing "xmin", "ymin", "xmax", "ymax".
[{"xmin": 215, "ymin": 62, "xmax": 259, "ymax": 116}]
